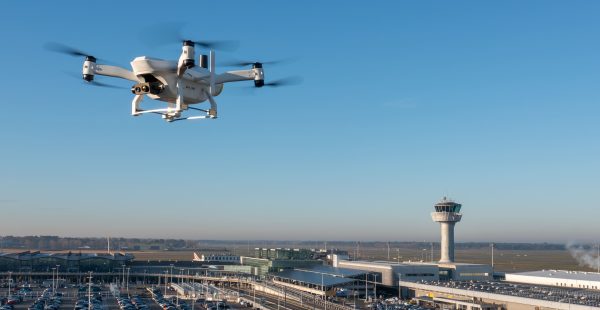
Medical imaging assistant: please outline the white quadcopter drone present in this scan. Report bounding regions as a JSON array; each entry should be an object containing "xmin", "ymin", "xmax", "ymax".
[{"xmin": 47, "ymin": 40, "xmax": 296, "ymax": 122}]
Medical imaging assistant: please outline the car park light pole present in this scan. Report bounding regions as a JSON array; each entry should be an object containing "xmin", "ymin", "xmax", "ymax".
[
  {"xmin": 51, "ymin": 267, "xmax": 56, "ymax": 295},
  {"xmin": 164, "ymin": 270, "xmax": 168, "ymax": 296},
  {"xmin": 121, "ymin": 264, "xmax": 125, "ymax": 288},
  {"xmin": 56, "ymin": 265, "xmax": 60, "ymax": 290},
  {"xmin": 87, "ymin": 272, "xmax": 93, "ymax": 310},
  {"xmin": 7, "ymin": 271, "xmax": 12, "ymax": 298}
]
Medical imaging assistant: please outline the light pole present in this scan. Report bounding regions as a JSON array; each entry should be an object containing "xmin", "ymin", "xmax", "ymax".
[
  {"xmin": 490, "ymin": 243, "xmax": 495, "ymax": 270},
  {"xmin": 387, "ymin": 242, "xmax": 390, "ymax": 262},
  {"xmin": 127, "ymin": 267, "xmax": 130, "ymax": 295},
  {"xmin": 56, "ymin": 265, "xmax": 60, "ymax": 290},
  {"xmin": 373, "ymin": 274, "xmax": 378, "ymax": 302},
  {"xmin": 364, "ymin": 273, "xmax": 368, "ymax": 301},
  {"xmin": 398, "ymin": 273, "xmax": 402, "ymax": 300},
  {"xmin": 430, "ymin": 243, "xmax": 434, "ymax": 262},
  {"xmin": 164, "ymin": 271, "xmax": 168, "ymax": 296},
  {"xmin": 51, "ymin": 267, "xmax": 56, "ymax": 294},
  {"xmin": 122, "ymin": 264, "xmax": 125, "ymax": 288},
  {"xmin": 596, "ymin": 244, "xmax": 600, "ymax": 274},
  {"xmin": 87, "ymin": 272, "xmax": 93, "ymax": 310},
  {"xmin": 7, "ymin": 271, "xmax": 12, "ymax": 298},
  {"xmin": 321, "ymin": 273, "xmax": 327, "ymax": 310}
]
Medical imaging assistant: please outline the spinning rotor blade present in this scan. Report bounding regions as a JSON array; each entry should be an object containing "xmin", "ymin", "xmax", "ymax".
[
  {"xmin": 220, "ymin": 59, "xmax": 291, "ymax": 67},
  {"xmin": 86, "ymin": 80, "xmax": 126, "ymax": 89},
  {"xmin": 63, "ymin": 71, "xmax": 126, "ymax": 89},
  {"xmin": 44, "ymin": 42, "xmax": 90, "ymax": 57},
  {"xmin": 186, "ymin": 40, "xmax": 238, "ymax": 51},
  {"xmin": 44, "ymin": 41, "xmax": 117, "ymax": 64},
  {"xmin": 263, "ymin": 76, "xmax": 303, "ymax": 88},
  {"xmin": 143, "ymin": 22, "xmax": 238, "ymax": 51}
]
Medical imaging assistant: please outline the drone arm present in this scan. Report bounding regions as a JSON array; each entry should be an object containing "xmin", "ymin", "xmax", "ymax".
[
  {"xmin": 215, "ymin": 69, "xmax": 258, "ymax": 84},
  {"xmin": 94, "ymin": 64, "xmax": 139, "ymax": 82}
]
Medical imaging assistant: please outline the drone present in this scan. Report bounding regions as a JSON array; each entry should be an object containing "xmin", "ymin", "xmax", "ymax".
[{"xmin": 46, "ymin": 40, "xmax": 297, "ymax": 122}]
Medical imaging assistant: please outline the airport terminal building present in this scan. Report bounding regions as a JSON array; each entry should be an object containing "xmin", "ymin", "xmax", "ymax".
[{"xmin": 505, "ymin": 270, "xmax": 600, "ymax": 291}]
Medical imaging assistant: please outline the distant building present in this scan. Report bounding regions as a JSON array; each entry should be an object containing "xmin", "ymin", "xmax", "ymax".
[
  {"xmin": 0, "ymin": 251, "xmax": 134, "ymax": 272},
  {"xmin": 334, "ymin": 259, "xmax": 439, "ymax": 286},
  {"xmin": 254, "ymin": 248, "xmax": 323, "ymax": 260},
  {"xmin": 241, "ymin": 256, "xmax": 322, "ymax": 276},
  {"xmin": 193, "ymin": 253, "xmax": 241, "ymax": 264}
]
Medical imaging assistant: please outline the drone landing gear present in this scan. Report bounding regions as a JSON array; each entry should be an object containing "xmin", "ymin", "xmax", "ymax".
[{"xmin": 130, "ymin": 92, "xmax": 218, "ymax": 123}]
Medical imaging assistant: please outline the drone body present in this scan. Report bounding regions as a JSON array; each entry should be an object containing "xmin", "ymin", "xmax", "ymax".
[{"xmin": 78, "ymin": 41, "xmax": 265, "ymax": 122}]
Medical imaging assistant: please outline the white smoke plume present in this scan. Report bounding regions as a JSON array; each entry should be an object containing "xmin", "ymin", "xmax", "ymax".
[{"xmin": 566, "ymin": 242, "xmax": 600, "ymax": 271}]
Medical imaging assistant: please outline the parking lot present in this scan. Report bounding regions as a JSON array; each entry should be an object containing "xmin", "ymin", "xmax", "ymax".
[{"xmin": 416, "ymin": 280, "xmax": 600, "ymax": 308}]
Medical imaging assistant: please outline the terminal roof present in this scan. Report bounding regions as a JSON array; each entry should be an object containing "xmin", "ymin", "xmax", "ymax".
[
  {"xmin": 273, "ymin": 269, "xmax": 356, "ymax": 288},
  {"xmin": 510, "ymin": 270, "xmax": 600, "ymax": 282},
  {"xmin": 297, "ymin": 265, "xmax": 368, "ymax": 277}
]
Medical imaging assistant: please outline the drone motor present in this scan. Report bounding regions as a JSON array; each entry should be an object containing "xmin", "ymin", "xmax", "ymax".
[
  {"xmin": 82, "ymin": 56, "xmax": 96, "ymax": 81},
  {"xmin": 252, "ymin": 62, "xmax": 264, "ymax": 87}
]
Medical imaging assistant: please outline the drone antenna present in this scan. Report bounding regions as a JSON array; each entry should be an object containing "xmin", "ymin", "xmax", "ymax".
[{"xmin": 209, "ymin": 50, "xmax": 216, "ymax": 95}]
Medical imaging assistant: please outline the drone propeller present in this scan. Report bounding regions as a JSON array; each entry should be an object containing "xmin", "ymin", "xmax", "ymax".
[
  {"xmin": 44, "ymin": 42, "xmax": 90, "ymax": 57},
  {"xmin": 231, "ymin": 76, "xmax": 302, "ymax": 94},
  {"xmin": 44, "ymin": 41, "xmax": 118, "ymax": 66},
  {"xmin": 142, "ymin": 22, "xmax": 238, "ymax": 51},
  {"xmin": 86, "ymin": 80, "xmax": 127, "ymax": 89},
  {"xmin": 262, "ymin": 76, "xmax": 303, "ymax": 88},
  {"xmin": 62, "ymin": 71, "xmax": 126, "ymax": 89},
  {"xmin": 220, "ymin": 59, "xmax": 292, "ymax": 68},
  {"xmin": 183, "ymin": 39, "xmax": 238, "ymax": 51}
]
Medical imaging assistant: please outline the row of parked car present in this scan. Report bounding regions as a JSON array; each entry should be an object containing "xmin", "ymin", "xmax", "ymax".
[
  {"xmin": 151, "ymin": 288, "xmax": 187, "ymax": 310},
  {"xmin": 196, "ymin": 299, "xmax": 230, "ymax": 310},
  {"xmin": 117, "ymin": 295, "xmax": 148, "ymax": 310},
  {"xmin": 27, "ymin": 288, "xmax": 60, "ymax": 310},
  {"xmin": 74, "ymin": 295, "xmax": 103, "ymax": 310}
]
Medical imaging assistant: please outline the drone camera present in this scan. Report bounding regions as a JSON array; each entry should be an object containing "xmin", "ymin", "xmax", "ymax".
[{"xmin": 131, "ymin": 82, "xmax": 164, "ymax": 95}]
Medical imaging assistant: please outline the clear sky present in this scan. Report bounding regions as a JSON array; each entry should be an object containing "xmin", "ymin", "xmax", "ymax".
[{"xmin": 1, "ymin": 1, "xmax": 599, "ymax": 243}]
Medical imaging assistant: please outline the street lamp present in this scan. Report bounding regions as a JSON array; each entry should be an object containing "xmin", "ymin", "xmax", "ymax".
[
  {"xmin": 490, "ymin": 243, "xmax": 495, "ymax": 269},
  {"xmin": 597, "ymin": 244, "xmax": 600, "ymax": 274},
  {"xmin": 7, "ymin": 271, "xmax": 12, "ymax": 298},
  {"xmin": 127, "ymin": 267, "xmax": 130, "ymax": 295},
  {"xmin": 398, "ymin": 273, "xmax": 406, "ymax": 301},
  {"xmin": 51, "ymin": 267, "xmax": 56, "ymax": 294},
  {"xmin": 122, "ymin": 264, "xmax": 126, "ymax": 288},
  {"xmin": 56, "ymin": 265, "xmax": 60, "ymax": 290},
  {"xmin": 373, "ymin": 274, "xmax": 378, "ymax": 302},
  {"xmin": 164, "ymin": 270, "xmax": 169, "ymax": 296}
]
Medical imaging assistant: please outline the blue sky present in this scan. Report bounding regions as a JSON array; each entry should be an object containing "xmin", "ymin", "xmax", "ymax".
[{"xmin": 1, "ymin": 1, "xmax": 599, "ymax": 242}]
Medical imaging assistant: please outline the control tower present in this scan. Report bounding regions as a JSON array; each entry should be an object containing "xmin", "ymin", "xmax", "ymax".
[{"xmin": 431, "ymin": 197, "xmax": 462, "ymax": 263}]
